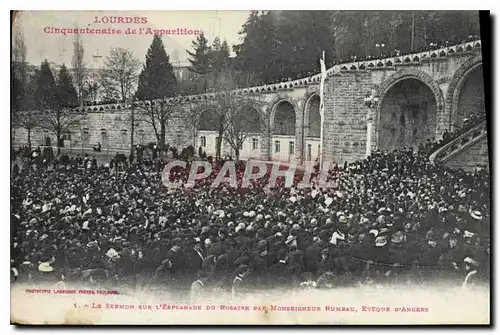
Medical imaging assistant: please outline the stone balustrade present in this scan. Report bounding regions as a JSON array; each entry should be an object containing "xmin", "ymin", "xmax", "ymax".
[
  {"xmin": 73, "ymin": 40, "xmax": 482, "ymax": 114},
  {"xmin": 429, "ymin": 120, "xmax": 488, "ymax": 165}
]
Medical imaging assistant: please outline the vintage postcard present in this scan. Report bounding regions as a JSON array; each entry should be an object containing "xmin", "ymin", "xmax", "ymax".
[{"xmin": 10, "ymin": 10, "xmax": 490, "ymax": 325}]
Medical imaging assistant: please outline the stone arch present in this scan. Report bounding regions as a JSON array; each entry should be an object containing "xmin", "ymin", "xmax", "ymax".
[
  {"xmin": 303, "ymin": 93, "xmax": 321, "ymax": 138},
  {"xmin": 445, "ymin": 55, "xmax": 483, "ymax": 131},
  {"xmin": 268, "ymin": 98, "xmax": 300, "ymax": 135},
  {"xmin": 268, "ymin": 97, "xmax": 301, "ymax": 162},
  {"xmin": 198, "ymin": 108, "xmax": 220, "ymax": 131},
  {"xmin": 235, "ymin": 103, "xmax": 263, "ymax": 133},
  {"xmin": 375, "ymin": 69, "xmax": 445, "ymax": 150}
]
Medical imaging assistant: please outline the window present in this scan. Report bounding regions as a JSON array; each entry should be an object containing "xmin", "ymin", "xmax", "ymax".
[
  {"xmin": 121, "ymin": 129, "xmax": 128, "ymax": 148},
  {"xmin": 318, "ymin": 144, "xmax": 321, "ymax": 158},
  {"xmin": 307, "ymin": 144, "xmax": 312, "ymax": 161},
  {"xmin": 252, "ymin": 138, "xmax": 258, "ymax": 150},
  {"xmin": 101, "ymin": 129, "xmax": 108, "ymax": 147},
  {"xmin": 201, "ymin": 136, "xmax": 206, "ymax": 147},
  {"xmin": 62, "ymin": 132, "xmax": 71, "ymax": 141},
  {"xmin": 275, "ymin": 140, "xmax": 280, "ymax": 153},
  {"xmin": 82, "ymin": 128, "xmax": 90, "ymax": 147},
  {"xmin": 137, "ymin": 129, "xmax": 145, "ymax": 144},
  {"xmin": 289, "ymin": 141, "xmax": 295, "ymax": 155}
]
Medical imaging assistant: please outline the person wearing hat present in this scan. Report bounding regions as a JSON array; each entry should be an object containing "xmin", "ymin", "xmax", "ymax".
[
  {"xmin": 304, "ymin": 237, "xmax": 323, "ymax": 275},
  {"xmin": 462, "ymin": 257, "xmax": 480, "ymax": 288},
  {"xmin": 317, "ymin": 247, "xmax": 336, "ymax": 275},
  {"xmin": 269, "ymin": 249, "xmax": 292, "ymax": 288},
  {"xmin": 418, "ymin": 228, "xmax": 446, "ymax": 278},
  {"xmin": 190, "ymin": 270, "xmax": 210, "ymax": 303},
  {"xmin": 232, "ymin": 265, "xmax": 250, "ymax": 301},
  {"xmin": 466, "ymin": 210, "xmax": 483, "ymax": 235}
]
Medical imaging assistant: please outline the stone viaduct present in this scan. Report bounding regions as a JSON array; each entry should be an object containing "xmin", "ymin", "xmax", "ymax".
[{"xmin": 13, "ymin": 39, "xmax": 487, "ymax": 167}]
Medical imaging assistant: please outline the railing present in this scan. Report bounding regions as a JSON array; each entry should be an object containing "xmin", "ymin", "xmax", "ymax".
[
  {"xmin": 429, "ymin": 121, "xmax": 488, "ymax": 165},
  {"xmin": 73, "ymin": 40, "xmax": 482, "ymax": 113}
]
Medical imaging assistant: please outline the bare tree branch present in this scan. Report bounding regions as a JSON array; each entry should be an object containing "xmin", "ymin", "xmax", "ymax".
[
  {"xmin": 102, "ymin": 48, "xmax": 141, "ymax": 103},
  {"xmin": 72, "ymin": 27, "xmax": 86, "ymax": 107}
]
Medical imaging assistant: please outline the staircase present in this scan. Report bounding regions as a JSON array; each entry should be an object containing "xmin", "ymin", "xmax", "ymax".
[{"xmin": 429, "ymin": 121, "xmax": 488, "ymax": 169}]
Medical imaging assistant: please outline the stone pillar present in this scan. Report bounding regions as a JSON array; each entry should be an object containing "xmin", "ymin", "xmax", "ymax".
[
  {"xmin": 366, "ymin": 111, "xmax": 373, "ymax": 158},
  {"xmin": 294, "ymin": 99, "xmax": 304, "ymax": 165},
  {"xmin": 261, "ymin": 105, "xmax": 271, "ymax": 160}
]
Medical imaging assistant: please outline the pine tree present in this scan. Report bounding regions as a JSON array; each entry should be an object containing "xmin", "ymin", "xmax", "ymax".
[
  {"xmin": 56, "ymin": 64, "xmax": 78, "ymax": 109},
  {"xmin": 34, "ymin": 60, "xmax": 58, "ymax": 111},
  {"xmin": 211, "ymin": 37, "xmax": 231, "ymax": 71},
  {"xmin": 187, "ymin": 32, "xmax": 212, "ymax": 75},
  {"xmin": 136, "ymin": 35, "xmax": 180, "ymax": 156}
]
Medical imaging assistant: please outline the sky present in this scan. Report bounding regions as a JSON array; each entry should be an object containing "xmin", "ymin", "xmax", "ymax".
[{"xmin": 12, "ymin": 10, "xmax": 251, "ymax": 68}]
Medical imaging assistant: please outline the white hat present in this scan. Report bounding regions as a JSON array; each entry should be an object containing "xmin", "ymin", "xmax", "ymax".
[
  {"xmin": 38, "ymin": 262, "xmax": 54, "ymax": 273},
  {"xmin": 464, "ymin": 257, "xmax": 480, "ymax": 267},
  {"xmin": 375, "ymin": 236, "xmax": 387, "ymax": 247},
  {"xmin": 330, "ymin": 231, "xmax": 345, "ymax": 245},
  {"xmin": 470, "ymin": 211, "xmax": 482, "ymax": 220},
  {"xmin": 369, "ymin": 229, "xmax": 379, "ymax": 237},
  {"xmin": 42, "ymin": 203, "xmax": 52, "ymax": 213},
  {"xmin": 285, "ymin": 235, "xmax": 297, "ymax": 245},
  {"xmin": 82, "ymin": 221, "xmax": 90, "ymax": 230},
  {"xmin": 106, "ymin": 248, "xmax": 120, "ymax": 259}
]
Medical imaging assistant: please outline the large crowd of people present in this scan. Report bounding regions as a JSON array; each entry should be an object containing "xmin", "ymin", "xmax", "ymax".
[
  {"xmin": 11, "ymin": 119, "xmax": 490, "ymax": 301},
  {"xmin": 419, "ymin": 112, "xmax": 487, "ymax": 157}
]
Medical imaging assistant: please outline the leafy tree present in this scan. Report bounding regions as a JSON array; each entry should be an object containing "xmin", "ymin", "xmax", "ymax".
[
  {"xmin": 187, "ymin": 31, "xmax": 212, "ymax": 75},
  {"xmin": 232, "ymin": 10, "xmax": 481, "ymax": 84},
  {"xmin": 12, "ymin": 66, "xmax": 38, "ymax": 148},
  {"xmin": 11, "ymin": 69, "xmax": 23, "ymax": 112},
  {"xmin": 136, "ymin": 35, "xmax": 179, "ymax": 156}
]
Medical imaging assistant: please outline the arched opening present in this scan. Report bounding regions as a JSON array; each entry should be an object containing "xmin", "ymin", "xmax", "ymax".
[
  {"xmin": 239, "ymin": 106, "xmax": 262, "ymax": 133},
  {"xmin": 271, "ymin": 100, "xmax": 297, "ymax": 162},
  {"xmin": 306, "ymin": 95, "xmax": 321, "ymax": 137},
  {"xmin": 272, "ymin": 101, "xmax": 296, "ymax": 136},
  {"xmin": 379, "ymin": 78, "xmax": 437, "ymax": 152},
  {"xmin": 455, "ymin": 64, "xmax": 485, "ymax": 128},
  {"xmin": 234, "ymin": 106, "xmax": 262, "ymax": 159},
  {"xmin": 197, "ymin": 109, "xmax": 220, "ymax": 158},
  {"xmin": 198, "ymin": 109, "xmax": 220, "ymax": 131},
  {"xmin": 304, "ymin": 94, "xmax": 321, "ymax": 162}
]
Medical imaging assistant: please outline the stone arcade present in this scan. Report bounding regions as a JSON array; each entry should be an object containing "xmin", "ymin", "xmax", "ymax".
[{"xmin": 12, "ymin": 40, "xmax": 487, "ymax": 168}]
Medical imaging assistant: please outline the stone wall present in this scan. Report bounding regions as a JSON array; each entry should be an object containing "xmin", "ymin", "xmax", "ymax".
[
  {"xmin": 443, "ymin": 136, "xmax": 490, "ymax": 172},
  {"xmin": 322, "ymin": 72, "xmax": 373, "ymax": 164},
  {"xmin": 11, "ymin": 42, "xmax": 484, "ymax": 167},
  {"xmin": 12, "ymin": 107, "xmax": 195, "ymax": 152}
]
